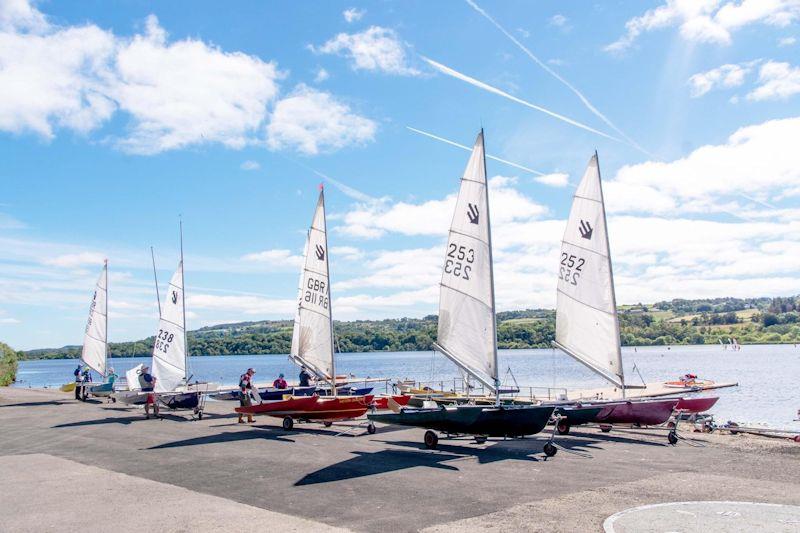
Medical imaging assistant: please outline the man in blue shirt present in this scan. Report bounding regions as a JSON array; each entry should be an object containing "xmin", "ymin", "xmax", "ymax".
[{"xmin": 138, "ymin": 366, "xmax": 159, "ymax": 419}]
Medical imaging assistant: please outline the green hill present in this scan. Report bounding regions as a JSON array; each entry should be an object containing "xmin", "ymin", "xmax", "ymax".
[{"xmin": 20, "ymin": 296, "xmax": 800, "ymax": 360}]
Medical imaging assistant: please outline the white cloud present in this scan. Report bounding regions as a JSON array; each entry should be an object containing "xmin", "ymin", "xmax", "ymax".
[
  {"xmin": 605, "ymin": 116, "xmax": 800, "ymax": 215},
  {"xmin": 0, "ymin": 5, "xmax": 116, "ymax": 138},
  {"xmin": 44, "ymin": 252, "xmax": 107, "ymax": 268},
  {"xmin": 113, "ymin": 15, "xmax": 281, "ymax": 154},
  {"xmin": 747, "ymin": 60, "xmax": 800, "ymax": 101},
  {"xmin": 240, "ymin": 160, "xmax": 260, "ymax": 171},
  {"xmin": 240, "ymin": 249, "xmax": 303, "ymax": 269},
  {"xmin": 549, "ymin": 14, "xmax": 568, "ymax": 28},
  {"xmin": 266, "ymin": 84, "xmax": 377, "ymax": 155},
  {"xmin": 534, "ymin": 173, "xmax": 569, "ymax": 187},
  {"xmin": 688, "ymin": 62, "xmax": 753, "ymax": 97},
  {"xmin": 779, "ymin": 35, "xmax": 797, "ymax": 45},
  {"xmin": 187, "ymin": 293, "xmax": 296, "ymax": 316},
  {"xmin": 314, "ymin": 67, "xmax": 329, "ymax": 83},
  {"xmin": 0, "ymin": 1, "xmax": 371, "ymax": 157},
  {"xmin": 312, "ymin": 26, "xmax": 420, "ymax": 76},
  {"xmin": 337, "ymin": 176, "xmax": 548, "ymax": 240},
  {"xmin": 342, "ymin": 7, "xmax": 365, "ymax": 23},
  {"xmin": 0, "ymin": 213, "xmax": 25, "ymax": 229},
  {"xmin": 0, "ymin": 317, "xmax": 21, "ymax": 324},
  {"xmin": 606, "ymin": 0, "xmax": 800, "ymax": 52}
]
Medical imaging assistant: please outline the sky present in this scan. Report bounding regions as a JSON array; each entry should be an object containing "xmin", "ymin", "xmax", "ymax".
[{"xmin": 2, "ymin": 0, "xmax": 800, "ymax": 350}]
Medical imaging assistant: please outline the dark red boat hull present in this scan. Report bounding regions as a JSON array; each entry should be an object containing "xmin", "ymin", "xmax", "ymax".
[
  {"xmin": 675, "ymin": 396, "xmax": 719, "ymax": 413},
  {"xmin": 373, "ymin": 395, "xmax": 411, "ymax": 410},
  {"xmin": 582, "ymin": 398, "xmax": 679, "ymax": 426}
]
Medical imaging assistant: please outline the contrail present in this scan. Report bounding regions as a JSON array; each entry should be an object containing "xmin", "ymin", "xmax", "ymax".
[
  {"xmin": 464, "ymin": 0, "xmax": 652, "ymax": 158},
  {"xmin": 406, "ymin": 126, "xmax": 547, "ymax": 176},
  {"xmin": 281, "ymin": 156, "xmax": 377, "ymax": 203},
  {"xmin": 421, "ymin": 56, "xmax": 622, "ymax": 143}
]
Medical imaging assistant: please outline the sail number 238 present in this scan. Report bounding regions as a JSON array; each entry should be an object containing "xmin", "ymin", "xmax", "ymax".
[
  {"xmin": 559, "ymin": 253, "xmax": 585, "ymax": 286},
  {"xmin": 154, "ymin": 329, "xmax": 174, "ymax": 354},
  {"xmin": 445, "ymin": 242, "xmax": 474, "ymax": 281}
]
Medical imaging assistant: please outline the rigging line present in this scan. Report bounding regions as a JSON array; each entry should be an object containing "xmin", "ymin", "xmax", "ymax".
[
  {"xmin": 421, "ymin": 56, "xmax": 623, "ymax": 144},
  {"xmin": 464, "ymin": 0, "xmax": 653, "ymax": 158}
]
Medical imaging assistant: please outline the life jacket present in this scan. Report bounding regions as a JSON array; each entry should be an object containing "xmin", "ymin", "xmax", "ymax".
[
  {"xmin": 239, "ymin": 374, "xmax": 251, "ymax": 390},
  {"xmin": 74, "ymin": 367, "xmax": 81, "ymax": 378},
  {"xmin": 138, "ymin": 373, "xmax": 153, "ymax": 391}
]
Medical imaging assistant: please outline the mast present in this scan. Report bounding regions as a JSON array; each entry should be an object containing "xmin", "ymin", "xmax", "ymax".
[
  {"xmin": 151, "ymin": 246, "xmax": 161, "ymax": 316},
  {"xmin": 104, "ymin": 258, "xmax": 109, "ymax": 374},
  {"xmin": 320, "ymin": 187, "xmax": 336, "ymax": 396},
  {"xmin": 480, "ymin": 130, "xmax": 500, "ymax": 406},
  {"xmin": 594, "ymin": 151, "xmax": 625, "ymax": 396},
  {"xmin": 179, "ymin": 218, "xmax": 188, "ymax": 382}
]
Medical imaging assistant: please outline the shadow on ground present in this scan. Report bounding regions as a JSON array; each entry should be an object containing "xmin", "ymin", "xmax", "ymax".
[
  {"xmin": 52, "ymin": 414, "xmax": 191, "ymax": 427},
  {"xmin": 147, "ymin": 428, "xmax": 297, "ymax": 449}
]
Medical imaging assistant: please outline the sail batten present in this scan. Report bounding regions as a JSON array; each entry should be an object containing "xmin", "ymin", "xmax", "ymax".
[
  {"xmin": 290, "ymin": 190, "xmax": 335, "ymax": 385},
  {"xmin": 555, "ymin": 154, "xmax": 625, "ymax": 388},
  {"xmin": 152, "ymin": 262, "xmax": 187, "ymax": 393},
  {"xmin": 81, "ymin": 262, "xmax": 108, "ymax": 377},
  {"xmin": 436, "ymin": 131, "xmax": 498, "ymax": 392}
]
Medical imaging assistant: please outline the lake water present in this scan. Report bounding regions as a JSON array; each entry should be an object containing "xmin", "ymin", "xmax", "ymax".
[{"xmin": 13, "ymin": 344, "xmax": 800, "ymax": 430}]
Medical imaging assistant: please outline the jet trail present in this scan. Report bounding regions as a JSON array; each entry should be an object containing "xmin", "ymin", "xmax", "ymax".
[
  {"xmin": 406, "ymin": 126, "xmax": 546, "ymax": 176},
  {"xmin": 281, "ymin": 156, "xmax": 377, "ymax": 203},
  {"xmin": 464, "ymin": 0, "xmax": 652, "ymax": 158},
  {"xmin": 421, "ymin": 56, "xmax": 622, "ymax": 143}
]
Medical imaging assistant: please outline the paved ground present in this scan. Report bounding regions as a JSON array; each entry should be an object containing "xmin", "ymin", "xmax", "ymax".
[{"xmin": 1, "ymin": 387, "xmax": 798, "ymax": 532}]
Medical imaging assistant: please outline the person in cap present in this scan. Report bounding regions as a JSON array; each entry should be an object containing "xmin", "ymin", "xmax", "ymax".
[
  {"xmin": 73, "ymin": 364, "xmax": 83, "ymax": 400},
  {"xmin": 238, "ymin": 368, "xmax": 256, "ymax": 424},
  {"xmin": 273, "ymin": 373, "xmax": 287, "ymax": 389},
  {"xmin": 138, "ymin": 366, "xmax": 159, "ymax": 419}
]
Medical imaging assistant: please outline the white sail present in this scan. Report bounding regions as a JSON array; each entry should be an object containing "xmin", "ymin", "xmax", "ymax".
[
  {"xmin": 435, "ymin": 131, "xmax": 498, "ymax": 392},
  {"xmin": 555, "ymin": 153, "xmax": 624, "ymax": 388},
  {"xmin": 152, "ymin": 262, "xmax": 186, "ymax": 393},
  {"xmin": 81, "ymin": 262, "xmax": 108, "ymax": 376},
  {"xmin": 290, "ymin": 190, "xmax": 335, "ymax": 384}
]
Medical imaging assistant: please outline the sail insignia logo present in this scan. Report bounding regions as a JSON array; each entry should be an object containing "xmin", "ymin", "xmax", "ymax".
[
  {"xmin": 467, "ymin": 203, "xmax": 479, "ymax": 225},
  {"xmin": 315, "ymin": 244, "xmax": 325, "ymax": 261},
  {"xmin": 171, "ymin": 290, "xmax": 178, "ymax": 304},
  {"xmin": 579, "ymin": 220, "xmax": 594, "ymax": 240}
]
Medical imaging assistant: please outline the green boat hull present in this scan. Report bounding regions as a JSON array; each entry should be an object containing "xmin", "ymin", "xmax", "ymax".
[{"xmin": 369, "ymin": 404, "xmax": 555, "ymax": 437}]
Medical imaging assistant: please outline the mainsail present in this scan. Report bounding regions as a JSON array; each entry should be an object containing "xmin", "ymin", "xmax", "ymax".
[
  {"xmin": 290, "ymin": 189, "xmax": 335, "ymax": 386},
  {"xmin": 81, "ymin": 261, "xmax": 108, "ymax": 376},
  {"xmin": 434, "ymin": 130, "xmax": 499, "ymax": 393},
  {"xmin": 152, "ymin": 261, "xmax": 187, "ymax": 393},
  {"xmin": 554, "ymin": 153, "xmax": 625, "ymax": 388}
]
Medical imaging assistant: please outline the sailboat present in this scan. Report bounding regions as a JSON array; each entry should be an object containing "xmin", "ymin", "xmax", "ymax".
[
  {"xmin": 552, "ymin": 153, "xmax": 679, "ymax": 437},
  {"xmin": 368, "ymin": 131, "xmax": 555, "ymax": 451},
  {"xmin": 236, "ymin": 187, "xmax": 375, "ymax": 430},
  {"xmin": 115, "ymin": 225, "xmax": 215, "ymax": 417},
  {"xmin": 76, "ymin": 261, "xmax": 113, "ymax": 399}
]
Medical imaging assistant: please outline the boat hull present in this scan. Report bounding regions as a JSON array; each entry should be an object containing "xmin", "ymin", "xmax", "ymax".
[
  {"xmin": 373, "ymin": 394, "xmax": 411, "ymax": 410},
  {"xmin": 237, "ymin": 395, "xmax": 374, "ymax": 421},
  {"xmin": 368, "ymin": 404, "xmax": 555, "ymax": 437},
  {"xmin": 553, "ymin": 405, "xmax": 603, "ymax": 425},
  {"xmin": 160, "ymin": 391, "xmax": 200, "ymax": 410},
  {"xmin": 583, "ymin": 398, "xmax": 679, "ymax": 425},
  {"xmin": 88, "ymin": 382, "xmax": 114, "ymax": 397},
  {"xmin": 675, "ymin": 396, "xmax": 719, "ymax": 413}
]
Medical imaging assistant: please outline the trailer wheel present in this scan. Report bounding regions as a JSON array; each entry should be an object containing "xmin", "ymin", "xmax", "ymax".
[
  {"xmin": 282, "ymin": 416, "xmax": 294, "ymax": 430},
  {"xmin": 668, "ymin": 430, "xmax": 678, "ymax": 445},
  {"xmin": 111, "ymin": 397, "xmax": 117, "ymax": 403},
  {"xmin": 600, "ymin": 424, "xmax": 612, "ymax": 433},
  {"xmin": 323, "ymin": 421, "xmax": 333, "ymax": 427},
  {"xmin": 543, "ymin": 442, "xmax": 558, "ymax": 457},
  {"xmin": 475, "ymin": 436, "xmax": 487, "ymax": 444},
  {"xmin": 367, "ymin": 422, "xmax": 376, "ymax": 434},
  {"xmin": 424, "ymin": 430, "xmax": 438, "ymax": 449},
  {"xmin": 556, "ymin": 421, "xmax": 570, "ymax": 435},
  {"xmin": 197, "ymin": 411, "xmax": 203, "ymax": 420}
]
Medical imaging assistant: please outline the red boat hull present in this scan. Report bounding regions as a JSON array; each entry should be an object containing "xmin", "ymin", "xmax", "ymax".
[
  {"xmin": 583, "ymin": 398, "xmax": 679, "ymax": 426},
  {"xmin": 236, "ymin": 395, "xmax": 319, "ymax": 415},
  {"xmin": 675, "ymin": 396, "xmax": 719, "ymax": 413},
  {"xmin": 373, "ymin": 395, "xmax": 411, "ymax": 410}
]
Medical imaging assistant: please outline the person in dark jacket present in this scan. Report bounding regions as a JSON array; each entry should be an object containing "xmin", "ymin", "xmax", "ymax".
[
  {"xmin": 238, "ymin": 368, "xmax": 255, "ymax": 424},
  {"xmin": 299, "ymin": 367, "xmax": 312, "ymax": 387}
]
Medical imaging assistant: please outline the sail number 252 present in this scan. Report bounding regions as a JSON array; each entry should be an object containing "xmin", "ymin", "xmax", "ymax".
[
  {"xmin": 445, "ymin": 243, "xmax": 474, "ymax": 280},
  {"xmin": 559, "ymin": 253, "xmax": 585, "ymax": 286}
]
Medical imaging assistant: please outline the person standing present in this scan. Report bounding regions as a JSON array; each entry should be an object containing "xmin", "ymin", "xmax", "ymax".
[
  {"xmin": 299, "ymin": 366, "xmax": 312, "ymax": 387},
  {"xmin": 73, "ymin": 364, "xmax": 82, "ymax": 400},
  {"xmin": 138, "ymin": 366, "xmax": 159, "ymax": 419},
  {"xmin": 238, "ymin": 368, "xmax": 255, "ymax": 424}
]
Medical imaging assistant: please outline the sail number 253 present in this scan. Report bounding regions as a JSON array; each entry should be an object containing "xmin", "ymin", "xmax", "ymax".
[
  {"xmin": 559, "ymin": 253, "xmax": 585, "ymax": 286},
  {"xmin": 445, "ymin": 243, "xmax": 474, "ymax": 281}
]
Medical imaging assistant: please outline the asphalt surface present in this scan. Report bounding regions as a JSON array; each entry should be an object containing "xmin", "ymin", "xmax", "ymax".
[{"xmin": 1, "ymin": 387, "xmax": 798, "ymax": 532}]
